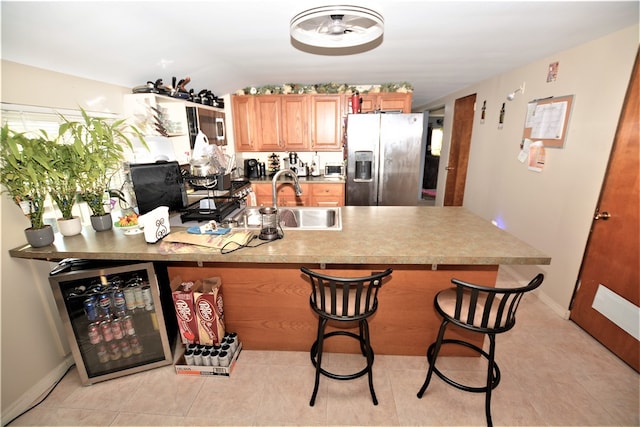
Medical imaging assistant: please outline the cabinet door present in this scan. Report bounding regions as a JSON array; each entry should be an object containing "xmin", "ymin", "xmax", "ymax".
[
  {"xmin": 354, "ymin": 93, "xmax": 413, "ymax": 113},
  {"xmin": 310, "ymin": 183, "xmax": 344, "ymax": 206},
  {"xmin": 378, "ymin": 93, "xmax": 413, "ymax": 112},
  {"xmin": 254, "ymin": 95, "xmax": 283, "ymax": 151},
  {"xmin": 281, "ymin": 95, "xmax": 309, "ymax": 150},
  {"xmin": 232, "ymin": 96, "xmax": 256, "ymax": 151},
  {"xmin": 310, "ymin": 95, "xmax": 343, "ymax": 151},
  {"xmin": 276, "ymin": 182, "xmax": 309, "ymax": 206}
]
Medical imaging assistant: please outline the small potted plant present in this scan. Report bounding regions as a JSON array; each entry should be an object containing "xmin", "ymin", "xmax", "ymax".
[
  {"xmin": 0, "ymin": 125, "xmax": 56, "ymax": 247},
  {"xmin": 60, "ymin": 108, "xmax": 144, "ymax": 231},
  {"xmin": 47, "ymin": 139, "xmax": 83, "ymax": 236}
]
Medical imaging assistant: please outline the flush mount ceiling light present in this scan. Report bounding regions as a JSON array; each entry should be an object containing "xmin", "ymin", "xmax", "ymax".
[{"xmin": 290, "ymin": 5, "xmax": 384, "ymax": 50}]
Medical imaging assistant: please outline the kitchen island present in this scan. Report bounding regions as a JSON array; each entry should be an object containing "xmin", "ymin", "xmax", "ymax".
[{"xmin": 10, "ymin": 206, "xmax": 550, "ymax": 356}]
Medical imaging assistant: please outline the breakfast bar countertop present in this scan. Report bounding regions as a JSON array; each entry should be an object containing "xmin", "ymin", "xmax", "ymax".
[{"xmin": 9, "ymin": 206, "xmax": 550, "ymax": 266}]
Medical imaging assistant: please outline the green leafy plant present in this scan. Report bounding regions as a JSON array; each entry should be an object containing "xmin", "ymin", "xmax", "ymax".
[
  {"xmin": 60, "ymin": 108, "xmax": 145, "ymax": 216},
  {"xmin": 0, "ymin": 125, "xmax": 54, "ymax": 229},
  {"xmin": 46, "ymin": 139, "xmax": 83, "ymax": 220}
]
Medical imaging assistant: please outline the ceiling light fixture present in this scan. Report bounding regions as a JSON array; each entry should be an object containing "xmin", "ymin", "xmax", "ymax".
[
  {"xmin": 290, "ymin": 5, "xmax": 384, "ymax": 51},
  {"xmin": 507, "ymin": 82, "xmax": 526, "ymax": 101}
]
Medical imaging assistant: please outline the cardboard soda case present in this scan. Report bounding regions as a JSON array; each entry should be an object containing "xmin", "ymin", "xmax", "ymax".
[
  {"xmin": 170, "ymin": 276, "xmax": 199, "ymax": 345},
  {"xmin": 194, "ymin": 277, "xmax": 225, "ymax": 346}
]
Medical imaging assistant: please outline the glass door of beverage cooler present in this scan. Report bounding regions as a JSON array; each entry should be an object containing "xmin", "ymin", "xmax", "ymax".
[{"xmin": 49, "ymin": 262, "xmax": 173, "ymax": 385}]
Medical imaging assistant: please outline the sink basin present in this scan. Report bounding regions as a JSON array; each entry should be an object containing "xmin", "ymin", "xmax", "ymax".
[{"xmin": 231, "ymin": 207, "xmax": 342, "ymax": 231}]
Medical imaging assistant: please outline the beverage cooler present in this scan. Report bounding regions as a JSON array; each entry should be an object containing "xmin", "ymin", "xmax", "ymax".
[{"xmin": 49, "ymin": 260, "xmax": 177, "ymax": 385}]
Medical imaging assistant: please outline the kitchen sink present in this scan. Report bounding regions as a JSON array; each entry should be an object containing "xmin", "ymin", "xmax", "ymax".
[{"xmin": 231, "ymin": 206, "xmax": 342, "ymax": 231}]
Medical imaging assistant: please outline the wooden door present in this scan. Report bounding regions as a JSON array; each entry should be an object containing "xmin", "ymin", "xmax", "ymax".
[
  {"xmin": 310, "ymin": 95, "xmax": 343, "ymax": 151},
  {"xmin": 231, "ymin": 96, "xmax": 255, "ymax": 151},
  {"xmin": 281, "ymin": 95, "xmax": 309, "ymax": 151},
  {"xmin": 570, "ymin": 50, "xmax": 639, "ymax": 372},
  {"xmin": 443, "ymin": 94, "xmax": 476, "ymax": 206},
  {"xmin": 254, "ymin": 95, "xmax": 283, "ymax": 151}
]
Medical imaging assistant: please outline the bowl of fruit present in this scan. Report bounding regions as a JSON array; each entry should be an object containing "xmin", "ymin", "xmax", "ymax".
[{"xmin": 115, "ymin": 212, "xmax": 142, "ymax": 235}]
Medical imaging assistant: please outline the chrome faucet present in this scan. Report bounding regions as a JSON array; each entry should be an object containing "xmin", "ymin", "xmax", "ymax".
[{"xmin": 272, "ymin": 169, "xmax": 303, "ymax": 208}]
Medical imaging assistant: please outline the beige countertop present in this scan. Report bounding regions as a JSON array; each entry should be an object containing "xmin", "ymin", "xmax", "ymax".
[{"xmin": 9, "ymin": 207, "xmax": 550, "ymax": 266}]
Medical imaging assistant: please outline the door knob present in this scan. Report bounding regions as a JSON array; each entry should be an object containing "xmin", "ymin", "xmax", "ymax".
[
  {"xmin": 594, "ymin": 210, "xmax": 611, "ymax": 220},
  {"xmin": 445, "ymin": 167, "xmax": 455, "ymax": 171}
]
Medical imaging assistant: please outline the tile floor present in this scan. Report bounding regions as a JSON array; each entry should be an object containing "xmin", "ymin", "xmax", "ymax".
[{"xmin": 8, "ymin": 270, "xmax": 639, "ymax": 426}]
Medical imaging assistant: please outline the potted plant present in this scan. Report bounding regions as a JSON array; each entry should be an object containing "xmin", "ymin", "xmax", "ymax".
[
  {"xmin": 60, "ymin": 108, "xmax": 144, "ymax": 231},
  {"xmin": 0, "ymin": 125, "xmax": 56, "ymax": 247},
  {"xmin": 47, "ymin": 138, "xmax": 83, "ymax": 236}
]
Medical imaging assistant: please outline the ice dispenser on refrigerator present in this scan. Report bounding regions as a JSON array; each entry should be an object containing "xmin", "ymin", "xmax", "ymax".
[{"xmin": 354, "ymin": 151, "xmax": 373, "ymax": 181}]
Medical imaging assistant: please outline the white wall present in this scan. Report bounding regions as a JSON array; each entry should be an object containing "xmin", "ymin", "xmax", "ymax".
[
  {"xmin": 422, "ymin": 26, "xmax": 638, "ymax": 316},
  {"xmin": 0, "ymin": 60, "xmax": 131, "ymax": 423}
]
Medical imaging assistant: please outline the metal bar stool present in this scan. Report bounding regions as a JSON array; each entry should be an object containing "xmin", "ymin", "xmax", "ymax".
[
  {"xmin": 300, "ymin": 267, "xmax": 393, "ymax": 406},
  {"xmin": 417, "ymin": 274, "xmax": 544, "ymax": 426}
]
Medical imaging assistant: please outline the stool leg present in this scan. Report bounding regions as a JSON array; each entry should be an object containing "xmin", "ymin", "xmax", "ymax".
[
  {"xmin": 361, "ymin": 319, "xmax": 378, "ymax": 405},
  {"xmin": 485, "ymin": 334, "xmax": 496, "ymax": 427},
  {"xmin": 310, "ymin": 317, "xmax": 327, "ymax": 406},
  {"xmin": 417, "ymin": 319, "xmax": 449, "ymax": 398}
]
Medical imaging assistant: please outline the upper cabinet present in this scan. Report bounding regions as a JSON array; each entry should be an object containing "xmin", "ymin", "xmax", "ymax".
[
  {"xmin": 232, "ymin": 94, "xmax": 343, "ymax": 152},
  {"xmin": 309, "ymin": 95, "xmax": 343, "ymax": 151},
  {"xmin": 124, "ymin": 94, "xmax": 227, "ymax": 164},
  {"xmin": 354, "ymin": 92, "xmax": 412, "ymax": 114},
  {"xmin": 231, "ymin": 92, "xmax": 412, "ymax": 152}
]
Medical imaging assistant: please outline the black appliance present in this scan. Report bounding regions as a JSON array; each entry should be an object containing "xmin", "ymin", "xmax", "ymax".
[
  {"xmin": 244, "ymin": 159, "xmax": 259, "ymax": 179},
  {"xmin": 48, "ymin": 260, "xmax": 177, "ymax": 385},
  {"xmin": 179, "ymin": 179, "xmax": 251, "ymax": 223},
  {"xmin": 130, "ymin": 161, "xmax": 188, "ymax": 215}
]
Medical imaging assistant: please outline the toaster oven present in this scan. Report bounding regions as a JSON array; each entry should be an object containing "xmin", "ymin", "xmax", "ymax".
[{"xmin": 324, "ymin": 163, "xmax": 345, "ymax": 177}]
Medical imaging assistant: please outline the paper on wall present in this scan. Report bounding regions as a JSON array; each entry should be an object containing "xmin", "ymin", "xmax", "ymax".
[{"xmin": 528, "ymin": 141, "xmax": 546, "ymax": 172}]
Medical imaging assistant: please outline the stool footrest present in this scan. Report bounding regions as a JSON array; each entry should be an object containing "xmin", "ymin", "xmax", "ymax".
[
  {"xmin": 311, "ymin": 330, "xmax": 374, "ymax": 380},
  {"xmin": 428, "ymin": 339, "xmax": 500, "ymax": 393}
]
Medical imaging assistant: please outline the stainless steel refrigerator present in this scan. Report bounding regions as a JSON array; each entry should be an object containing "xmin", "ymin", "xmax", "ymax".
[{"xmin": 346, "ymin": 113, "xmax": 425, "ymax": 206}]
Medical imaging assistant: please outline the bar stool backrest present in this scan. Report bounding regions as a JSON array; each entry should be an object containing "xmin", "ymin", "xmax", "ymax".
[
  {"xmin": 437, "ymin": 273, "xmax": 544, "ymax": 334},
  {"xmin": 301, "ymin": 267, "xmax": 393, "ymax": 322}
]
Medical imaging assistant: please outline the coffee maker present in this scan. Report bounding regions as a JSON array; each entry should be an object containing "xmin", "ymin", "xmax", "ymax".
[{"xmin": 244, "ymin": 159, "xmax": 260, "ymax": 179}]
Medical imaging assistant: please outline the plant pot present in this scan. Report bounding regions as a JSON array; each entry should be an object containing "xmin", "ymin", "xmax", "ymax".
[
  {"xmin": 90, "ymin": 214, "xmax": 113, "ymax": 232},
  {"xmin": 57, "ymin": 216, "xmax": 83, "ymax": 236},
  {"xmin": 24, "ymin": 225, "xmax": 55, "ymax": 248}
]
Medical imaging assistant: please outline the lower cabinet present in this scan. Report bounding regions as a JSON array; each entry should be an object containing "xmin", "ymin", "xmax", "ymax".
[{"xmin": 252, "ymin": 182, "xmax": 344, "ymax": 207}]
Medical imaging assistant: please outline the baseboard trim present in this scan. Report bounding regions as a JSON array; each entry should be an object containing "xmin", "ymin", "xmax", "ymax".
[{"xmin": 1, "ymin": 355, "xmax": 74, "ymax": 426}]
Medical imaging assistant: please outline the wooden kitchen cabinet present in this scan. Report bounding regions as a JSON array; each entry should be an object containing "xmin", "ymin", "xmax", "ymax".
[
  {"xmin": 232, "ymin": 95, "xmax": 310, "ymax": 152},
  {"xmin": 350, "ymin": 92, "xmax": 413, "ymax": 113},
  {"xmin": 253, "ymin": 182, "xmax": 310, "ymax": 207},
  {"xmin": 253, "ymin": 182, "xmax": 344, "ymax": 207},
  {"xmin": 280, "ymin": 95, "xmax": 309, "ymax": 151},
  {"xmin": 253, "ymin": 95, "xmax": 283, "ymax": 151},
  {"xmin": 310, "ymin": 183, "xmax": 344, "ymax": 206},
  {"xmin": 309, "ymin": 94, "xmax": 344, "ymax": 151},
  {"xmin": 231, "ymin": 95, "xmax": 257, "ymax": 151},
  {"xmin": 232, "ymin": 94, "xmax": 343, "ymax": 152}
]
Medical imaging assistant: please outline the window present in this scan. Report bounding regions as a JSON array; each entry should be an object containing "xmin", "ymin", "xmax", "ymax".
[
  {"xmin": 430, "ymin": 128, "xmax": 443, "ymax": 156},
  {"xmin": 1, "ymin": 103, "xmax": 121, "ymax": 228}
]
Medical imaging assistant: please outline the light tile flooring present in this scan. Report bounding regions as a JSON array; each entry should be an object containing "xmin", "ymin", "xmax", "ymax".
[{"xmin": 9, "ymin": 272, "xmax": 639, "ymax": 426}]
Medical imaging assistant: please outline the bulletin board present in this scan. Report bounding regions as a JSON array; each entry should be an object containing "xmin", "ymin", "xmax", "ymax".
[{"xmin": 522, "ymin": 95, "xmax": 574, "ymax": 148}]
